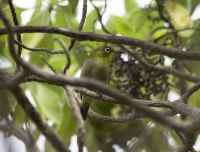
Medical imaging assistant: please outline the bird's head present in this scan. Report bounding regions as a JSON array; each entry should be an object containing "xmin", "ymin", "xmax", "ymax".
[{"xmin": 88, "ymin": 46, "xmax": 122, "ymax": 65}]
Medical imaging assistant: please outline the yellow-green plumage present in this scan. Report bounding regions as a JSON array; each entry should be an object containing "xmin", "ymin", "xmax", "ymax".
[{"xmin": 80, "ymin": 46, "xmax": 119, "ymax": 120}]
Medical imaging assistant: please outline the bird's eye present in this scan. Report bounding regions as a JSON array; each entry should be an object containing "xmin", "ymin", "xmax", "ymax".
[{"xmin": 104, "ymin": 48, "xmax": 110, "ymax": 53}]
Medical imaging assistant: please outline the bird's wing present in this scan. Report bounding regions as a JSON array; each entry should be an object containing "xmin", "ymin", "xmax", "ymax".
[
  {"xmin": 81, "ymin": 59, "xmax": 110, "ymax": 83},
  {"xmin": 80, "ymin": 59, "xmax": 95, "ymax": 78},
  {"xmin": 80, "ymin": 59, "xmax": 95, "ymax": 110}
]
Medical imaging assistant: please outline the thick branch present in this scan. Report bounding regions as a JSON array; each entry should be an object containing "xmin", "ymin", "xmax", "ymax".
[
  {"xmin": 0, "ymin": 71, "xmax": 26, "ymax": 89},
  {"xmin": 1, "ymin": 26, "xmax": 200, "ymax": 60},
  {"xmin": 76, "ymin": 87, "xmax": 200, "ymax": 119},
  {"xmin": 9, "ymin": 86, "xmax": 71, "ymax": 152},
  {"xmin": 2, "ymin": 71, "xmax": 200, "ymax": 120},
  {"xmin": 23, "ymin": 66, "xmax": 185, "ymax": 131}
]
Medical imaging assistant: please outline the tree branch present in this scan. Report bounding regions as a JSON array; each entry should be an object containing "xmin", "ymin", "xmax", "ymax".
[
  {"xmin": 4, "ymin": 117, "xmax": 40, "ymax": 152},
  {"xmin": 1, "ymin": 26, "xmax": 200, "ymax": 60},
  {"xmin": 179, "ymin": 81, "xmax": 200, "ymax": 102},
  {"xmin": 14, "ymin": 39, "xmax": 66, "ymax": 54},
  {"xmin": 53, "ymin": 37, "xmax": 71, "ymax": 74},
  {"xmin": 9, "ymin": 86, "xmax": 71, "ymax": 152},
  {"xmin": 67, "ymin": 0, "xmax": 87, "ymax": 52},
  {"xmin": 8, "ymin": 0, "xmax": 22, "ymax": 56},
  {"xmin": 39, "ymin": 43, "xmax": 84, "ymax": 152},
  {"xmin": 65, "ymin": 86, "xmax": 85, "ymax": 152},
  {"xmin": 88, "ymin": 108, "xmax": 176, "ymax": 123},
  {"xmin": 22, "ymin": 67, "xmax": 185, "ymax": 131},
  {"xmin": 76, "ymin": 87, "xmax": 200, "ymax": 120},
  {"xmin": 0, "ymin": 70, "xmax": 26, "ymax": 89}
]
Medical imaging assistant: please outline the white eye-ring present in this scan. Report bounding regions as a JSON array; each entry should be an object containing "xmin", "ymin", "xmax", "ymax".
[{"xmin": 104, "ymin": 48, "xmax": 111, "ymax": 53}]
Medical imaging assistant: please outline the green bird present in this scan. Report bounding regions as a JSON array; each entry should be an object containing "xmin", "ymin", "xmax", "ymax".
[{"xmin": 80, "ymin": 46, "xmax": 121, "ymax": 120}]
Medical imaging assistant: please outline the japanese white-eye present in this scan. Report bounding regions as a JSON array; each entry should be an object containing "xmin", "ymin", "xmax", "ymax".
[{"xmin": 80, "ymin": 46, "xmax": 121, "ymax": 120}]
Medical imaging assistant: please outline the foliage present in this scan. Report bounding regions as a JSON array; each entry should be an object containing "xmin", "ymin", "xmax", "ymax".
[{"xmin": 1, "ymin": 0, "xmax": 200, "ymax": 152}]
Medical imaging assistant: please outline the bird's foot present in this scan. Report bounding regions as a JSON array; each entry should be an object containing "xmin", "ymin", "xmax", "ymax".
[{"xmin": 96, "ymin": 92, "xmax": 102, "ymax": 102}]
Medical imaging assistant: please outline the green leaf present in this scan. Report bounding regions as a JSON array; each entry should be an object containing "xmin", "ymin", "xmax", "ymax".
[
  {"xmin": 83, "ymin": 6, "xmax": 103, "ymax": 32},
  {"xmin": 110, "ymin": 15, "xmax": 134, "ymax": 37},
  {"xmin": 134, "ymin": 9, "xmax": 149, "ymax": 33},
  {"xmin": 49, "ymin": 54, "xmax": 67, "ymax": 73},
  {"xmin": 170, "ymin": 130, "xmax": 182, "ymax": 146},
  {"xmin": 0, "ymin": 35, "xmax": 6, "ymax": 54},
  {"xmin": 28, "ymin": 34, "xmax": 52, "ymax": 67},
  {"xmin": 164, "ymin": 1, "xmax": 191, "ymax": 27},
  {"xmin": 124, "ymin": 0, "xmax": 140, "ymax": 12},
  {"xmin": 49, "ymin": 51, "xmax": 80, "ymax": 75},
  {"xmin": 164, "ymin": 1, "xmax": 194, "ymax": 37},
  {"xmin": 32, "ymin": 84, "xmax": 62, "ymax": 124},
  {"xmin": 85, "ymin": 123, "xmax": 99, "ymax": 152},
  {"xmin": 68, "ymin": 0, "xmax": 79, "ymax": 14},
  {"xmin": 56, "ymin": 103, "xmax": 76, "ymax": 145},
  {"xmin": 50, "ymin": 0, "xmax": 58, "ymax": 5},
  {"xmin": 185, "ymin": 19, "xmax": 200, "ymax": 77},
  {"xmin": 32, "ymin": 0, "xmax": 43, "ymax": 18},
  {"xmin": 70, "ymin": 41, "xmax": 87, "ymax": 73},
  {"xmin": 45, "ymin": 139, "xmax": 56, "ymax": 152},
  {"xmin": 56, "ymin": 5, "xmax": 78, "ymax": 30},
  {"xmin": 32, "ymin": 129, "xmax": 41, "ymax": 143},
  {"xmin": 22, "ymin": 7, "xmax": 51, "ymax": 58},
  {"xmin": 12, "ymin": 104, "xmax": 25, "ymax": 127},
  {"xmin": 0, "ymin": 90, "xmax": 16, "ymax": 120},
  {"xmin": 189, "ymin": 86, "xmax": 200, "ymax": 108},
  {"xmin": 176, "ymin": 0, "xmax": 200, "ymax": 15},
  {"xmin": 1, "ymin": 5, "xmax": 25, "ymax": 25}
]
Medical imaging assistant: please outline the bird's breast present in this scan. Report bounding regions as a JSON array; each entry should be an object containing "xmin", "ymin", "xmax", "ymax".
[{"xmin": 92, "ymin": 62, "xmax": 110, "ymax": 83}]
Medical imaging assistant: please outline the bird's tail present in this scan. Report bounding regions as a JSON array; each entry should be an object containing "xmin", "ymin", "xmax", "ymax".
[{"xmin": 80, "ymin": 105, "xmax": 90, "ymax": 120}]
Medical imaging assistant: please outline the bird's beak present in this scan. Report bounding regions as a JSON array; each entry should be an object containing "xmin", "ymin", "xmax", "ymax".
[{"xmin": 114, "ymin": 50, "xmax": 123, "ymax": 54}]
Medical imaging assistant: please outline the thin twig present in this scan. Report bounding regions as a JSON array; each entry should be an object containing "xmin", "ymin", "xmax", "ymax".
[
  {"xmin": 8, "ymin": 0, "xmax": 22, "ymax": 56},
  {"xmin": 155, "ymin": 0, "xmax": 174, "ymax": 29},
  {"xmin": 90, "ymin": 0, "xmax": 110, "ymax": 33},
  {"xmin": 0, "ymin": 7, "xmax": 21, "ymax": 67},
  {"xmin": 179, "ymin": 81, "xmax": 200, "ymax": 102},
  {"xmin": 14, "ymin": 39, "xmax": 65, "ymax": 54},
  {"xmin": 63, "ymin": 0, "xmax": 87, "ymax": 74},
  {"xmin": 68, "ymin": 0, "xmax": 87, "ymax": 50},
  {"xmin": 145, "ymin": 26, "xmax": 169, "ymax": 41},
  {"xmin": 88, "ymin": 109, "xmax": 176, "ymax": 123},
  {"xmin": 65, "ymin": 87, "xmax": 85, "ymax": 152},
  {"xmin": 54, "ymin": 37, "xmax": 71, "ymax": 73},
  {"xmin": 40, "ymin": 56, "xmax": 57, "ymax": 74},
  {"xmin": 40, "ymin": 42, "xmax": 84, "ymax": 152}
]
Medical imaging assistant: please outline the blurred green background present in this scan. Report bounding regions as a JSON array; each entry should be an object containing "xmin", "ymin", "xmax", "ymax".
[{"xmin": 1, "ymin": 0, "xmax": 200, "ymax": 151}]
